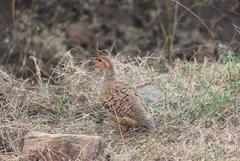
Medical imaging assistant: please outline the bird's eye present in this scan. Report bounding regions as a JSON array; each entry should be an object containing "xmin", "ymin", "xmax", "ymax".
[{"xmin": 97, "ymin": 59, "xmax": 102, "ymax": 62}]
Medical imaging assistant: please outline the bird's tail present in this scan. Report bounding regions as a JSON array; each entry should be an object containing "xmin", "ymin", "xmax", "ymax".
[
  {"xmin": 142, "ymin": 115, "xmax": 157, "ymax": 132},
  {"xmin": 133, "ymin": 103, "xmax": 157, "ymax": 132}
]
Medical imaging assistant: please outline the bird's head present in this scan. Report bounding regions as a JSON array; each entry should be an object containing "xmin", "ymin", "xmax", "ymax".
[{"xmin": 95, "ymin": 56, "xmax": 113, "ymax": 70}]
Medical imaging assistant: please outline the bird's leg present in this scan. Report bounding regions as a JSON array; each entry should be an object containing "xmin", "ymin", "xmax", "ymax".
[
  {"xmin": 120, "ymin": 125, "xmax": 129, "ymax": 138},
  {"xmin": 111, "ymin": 115, "xmax": 137, "ymax": 138},
  {"xmin": 120, "ymin": 117, "xmax": 139, "ymax": 127},
  {"xmin": 119, "ymin": 117, "xmax": 139, "ymax": 138},
  {"xmin": 110, "ymin": 115, "xmax": 127, "ymax": 139}
]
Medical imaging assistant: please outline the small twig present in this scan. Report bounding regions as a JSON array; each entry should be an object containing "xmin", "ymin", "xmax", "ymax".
[
  {"xmin": 171, "ymin": 0, "xmax": 215, "ymax": 39},
  {"xmin": 233, "ymin": 24, "xmax": 240, "ymax": 34},
  {"xmin": 135, "ymin": 81, "xmax": 152, "ymax": 89},
  {"xmin": 11, "ymin": 0, "xmax": 17, "ymax": 32},
  {"xmin": 169, "ymin": 1, "xmax": 179, "ymax": 65},
  {"xmin": 113, "ymin": 107, "xmax": 125, "ymax": 144},
  {"xmin": 30, "ymin": 56, "xmax": 43, "ymax": 85}
]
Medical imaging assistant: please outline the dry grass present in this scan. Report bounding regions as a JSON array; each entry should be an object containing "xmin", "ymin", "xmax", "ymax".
[{"xmin": 0, "ymin": 50, "xmax": 239, "ymax": 160}]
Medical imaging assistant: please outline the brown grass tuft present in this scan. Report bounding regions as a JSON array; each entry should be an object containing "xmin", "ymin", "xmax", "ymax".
[{"xmin": 0, "ymin": 51, "xmax": 239, "ymax": 160}]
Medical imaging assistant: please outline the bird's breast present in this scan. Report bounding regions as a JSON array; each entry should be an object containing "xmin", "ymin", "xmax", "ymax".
[{"xmin": 101, "ymin": 86, "xmax": 135, "ymax": 117}]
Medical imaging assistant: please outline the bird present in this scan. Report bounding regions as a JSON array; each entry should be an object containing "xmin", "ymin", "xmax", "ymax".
[{"xmin": 95, "ymin": 55, "xmax": 156, "ymax": 137}]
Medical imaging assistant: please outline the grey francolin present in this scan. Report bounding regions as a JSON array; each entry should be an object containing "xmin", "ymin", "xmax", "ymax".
[{"xmin": 95, "ymin": 56, "xmax": 156, "ymax": 137}]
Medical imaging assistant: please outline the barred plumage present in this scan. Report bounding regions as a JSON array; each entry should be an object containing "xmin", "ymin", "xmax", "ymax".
[{"xmin": 95, "ymin": 56, "xmax": 156, "ymax": 136}]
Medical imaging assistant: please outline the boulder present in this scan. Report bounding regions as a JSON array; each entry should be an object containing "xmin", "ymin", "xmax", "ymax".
[{"xmin": 20, "ymin": 131, "xmax": 102, "ymax": 161}]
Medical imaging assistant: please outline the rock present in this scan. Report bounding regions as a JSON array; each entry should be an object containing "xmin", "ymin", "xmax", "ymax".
[
  {"xmin": 20, "ymin": 131, "xmax": 102, "ymax": 161},
  {"xmin": 66, "ymin": 22, "xmax": 96, "ymax": 49},
  {"xmin": 0, "ymin": 154, "xmax": 18, "ymax": 161},
  {"xmin": 95, "ymin": 4, "xmax": 134, "ymax": 26},
  {"xmin": 137, "ymin": 85, "xmax": 164, "ymax": 102}
]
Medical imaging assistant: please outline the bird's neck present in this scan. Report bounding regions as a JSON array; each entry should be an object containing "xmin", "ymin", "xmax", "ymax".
[{"xmin": 103, "ymin": 68, "xmax": 116, "ymax": 82}]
